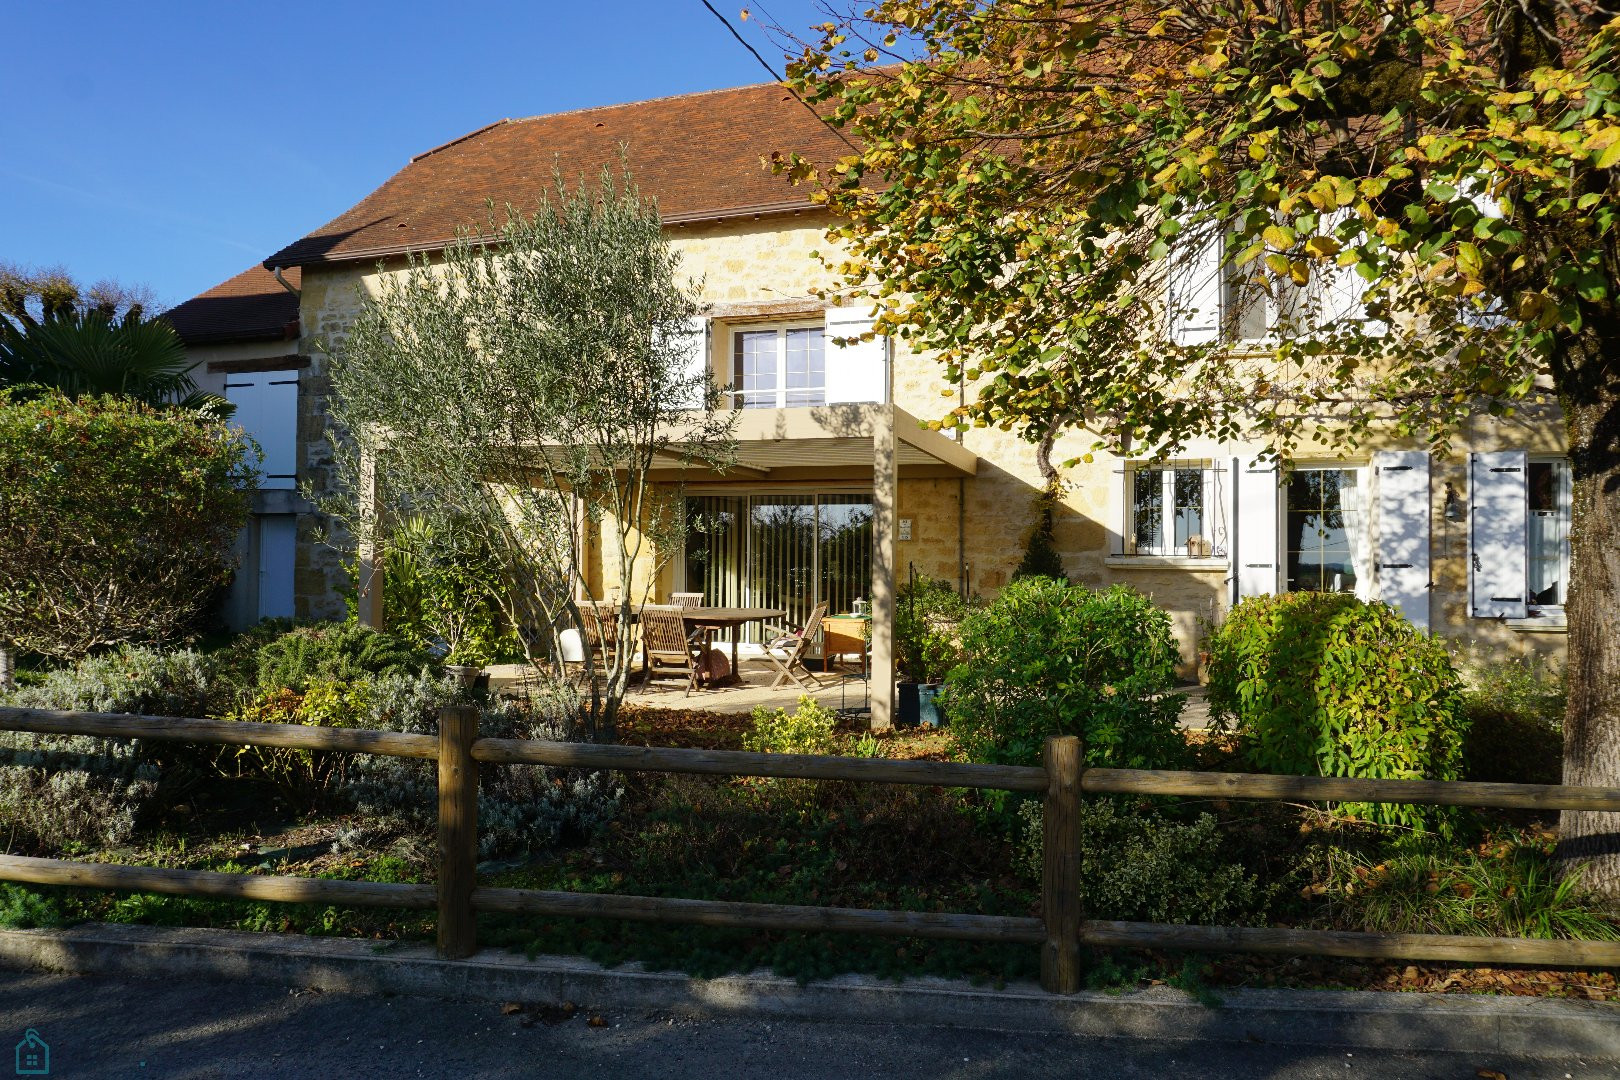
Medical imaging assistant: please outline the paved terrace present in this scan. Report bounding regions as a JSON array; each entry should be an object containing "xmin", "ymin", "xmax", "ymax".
[
  {"xmin": 487, "ymin": 664, "xmax": 1213, "ymax": 727},
  {"xmin": 487, "ymin": 663, "xmax": 876, "ymax": 717}
]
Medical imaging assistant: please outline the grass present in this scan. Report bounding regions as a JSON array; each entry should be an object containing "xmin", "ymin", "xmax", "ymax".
[{"xmin": 1303, "ymin": 825, "xmax": 1620, "ymax": 941}]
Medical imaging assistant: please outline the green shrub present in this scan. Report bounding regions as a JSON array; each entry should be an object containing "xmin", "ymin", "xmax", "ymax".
[
  {"xmin": 895, "ymin": 577, "xmax": 970, "ymax": 683},
  {"xmin": 1013, "ymin": 491, "xmax": 1067, "ymax": 581},
  {"xmin": 0, "ymin": 645, "xmax": 218, "ymax": 848},
  {"xmin": 942, "ymin": 578, "xmax": 1186, "ymax": 770},
  {"xmin": 1205, "ymin": 593, "xmax": 1467, "ymax": 830},
  {"xmin": 1458, "ymin": 653, "xmax": 1564, "ymax": 785},
  {"xmin": 3, "ymin": 644, "xmax": 215, "ymax": 717},
  {"xmin": 201, "ymin": 618, "xmax": 297, "ymax": 708},
  {"xmin": 744, "ymin": 696, "xmax": 839, "ymax": 756},
  {"xmin": 216, "ymin": 678, "xmax": 374, "ymax": 796},
  {"xmin": 0, "ymin": 392, "xmax": 253, "ymax": 661},
  {"xmin": 1017, "ymin": 799, "xmax": 1266, "ymax": 925},
  {"xmin": 341, "ymin": 671, "xmax": 620, "ymax": 860},
  {"xmin": 0, "ymin": 883, "xmax": 65, "ymax": 929},
  {"xmin": 253, "ymin": 622, "xmax": 437, "ymax": 693},
  {"xmin": 367, "ymin": 514, "xmax": 523, "ymax": 666}
]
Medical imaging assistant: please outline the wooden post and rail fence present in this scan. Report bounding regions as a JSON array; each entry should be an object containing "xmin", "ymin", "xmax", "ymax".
[{"xmin": 2, "ymin": 704, "xmax": 1619, "ymax": 994}]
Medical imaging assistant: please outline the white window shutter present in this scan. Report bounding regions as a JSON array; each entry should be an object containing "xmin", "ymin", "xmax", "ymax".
[
  {"xmin": 259, "ymin": 374, "xmax": 299, "ymax": 488},
  {"xmin": 1313, "ymin": 210, "xmax": 1387, "ymax": 337},
  {"xmin": 1373, "ymin": 450, "xmax": 1431, "ymax": 630},
  {"xmin": 1468, "ymin": 451, "xmax": 1529, "ymax": 618},
  {"xmin": 667, "ymin": 315, "xmax": 710, "ymax": 410},
  {"xmin": 824, "ymin": 305, "xmax": 888, "ymax": 404},
  {"xmin": 1105, "ymin": 464, "xmax": 1126, "ymax": 556},
  {"xmin": 226, "ymin": 370, "xmax": 298, "ymax": 490},
  {"xmin": 1167, "ymin": 216, "xmax": 1224, "ymax": 345},
  {"xmin": 224, "ymin": 375, "xmax": 262, "ymax": 473},
  {"xmin": 1235, "ymin": 458, "xmax": 1279, "ymax": 599}
]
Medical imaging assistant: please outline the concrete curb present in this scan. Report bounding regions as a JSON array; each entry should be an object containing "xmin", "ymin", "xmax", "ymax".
[{"xmin": 0, "ymin": 923, "xmax": 1615, "ymax": 1058}]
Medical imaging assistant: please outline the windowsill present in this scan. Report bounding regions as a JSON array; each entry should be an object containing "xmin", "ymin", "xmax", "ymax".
[
  {"xmin": 1106, "ymin": 555, "xmax": 1229, "ymax": 571},
  {"xmin": 1506, "ymin": 615, "xmax": 1567, "ymax": 633}
]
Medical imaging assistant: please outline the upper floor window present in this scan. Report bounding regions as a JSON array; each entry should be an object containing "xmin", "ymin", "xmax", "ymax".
[
  {"xmin": 1167, "ymin": 210, "xmax": 1385, "ymax": 345},
  {"xmin": 732, "ymin": 324, "xmax": 825, "ymax": 409}
]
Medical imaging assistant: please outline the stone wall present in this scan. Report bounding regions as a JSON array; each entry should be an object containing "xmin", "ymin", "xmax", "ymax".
[{"xmin": 293, "ymin": 209, "xmax": 1571, "ymax": 672}]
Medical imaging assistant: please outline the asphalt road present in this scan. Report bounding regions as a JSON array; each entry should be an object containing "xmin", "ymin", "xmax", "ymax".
[{"xmin": 0, "ymin": 970, "xmax": 1614, "ymax": 1079}]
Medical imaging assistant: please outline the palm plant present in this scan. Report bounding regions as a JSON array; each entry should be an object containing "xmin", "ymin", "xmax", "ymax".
[{"xmin": 0, "ymin": 309, "xmax": 228, "ymax": 414}]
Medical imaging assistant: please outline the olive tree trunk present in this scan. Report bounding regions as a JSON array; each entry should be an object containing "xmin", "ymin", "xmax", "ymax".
[{"xmin": 1556, "ymin": 318, "xmax": 1620, "ymax": 902}]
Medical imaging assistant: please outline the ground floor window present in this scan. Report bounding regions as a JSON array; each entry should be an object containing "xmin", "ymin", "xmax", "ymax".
[
  {"xmin": 1284, "ymin": 467, "xmax": 1364, "ymax": 593},
  {"xmin": 1122, "ymin": 460, "xmax": 1226, "ymax": 559},
  {"xmin": 1527, "ymin": 459, "xmax": 1571, "ymax": 610},
  {"xmin": 1131, "ymin": 465, "xmax": 1210, "ymax": 556},
  {"xmin": 682, "ymin": 492, "xmax": 871, "ymax": 638}
]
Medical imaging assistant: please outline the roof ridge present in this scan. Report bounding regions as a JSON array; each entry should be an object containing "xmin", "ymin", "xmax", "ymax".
[
  {"xmin": 503, "ymin": 78, "xmax": 788, "ymax": 128},
  {"xmin": 404, "ymin": 81, "xmax": 794, "ymax": 164},
  {"xmin": 410, "ymin": 119, "xmax": 511, "ymax": 163}
]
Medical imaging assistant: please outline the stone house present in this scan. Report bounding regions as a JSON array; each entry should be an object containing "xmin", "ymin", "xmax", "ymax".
[{"xmin": 168, "ymin": 80, "xmax": 1569, "ymax": 727}]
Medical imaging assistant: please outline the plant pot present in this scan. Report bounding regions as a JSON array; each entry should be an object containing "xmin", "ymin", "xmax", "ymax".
[
  {"xmin": 1196, "ymin": 651, "xmax": 1212, "ymax": 687},
  {"xmin": 897, "ymin": 681, "xmax": 920, "ymax": 727},
  {"xmin": 917, "ymin": 682, "xmax": 944, "ymax": 728},
  {"xmin": 446, "ymin": 664, "xmax": 489, "ymax": 693}
]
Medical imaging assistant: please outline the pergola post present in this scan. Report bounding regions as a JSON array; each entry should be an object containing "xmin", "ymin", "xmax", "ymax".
[
  {"xmin": 356, "ymin": 444, "xmax": 384, "ymax": 629},
  {"xmin": 869, "ymin": 406, "xmax": 897, "ymax": 730}
]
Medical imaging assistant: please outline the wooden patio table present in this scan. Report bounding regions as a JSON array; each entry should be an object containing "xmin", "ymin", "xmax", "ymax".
[{"xmin": 678, "ymin": 606, "xmax": 785, "ymax": 685}]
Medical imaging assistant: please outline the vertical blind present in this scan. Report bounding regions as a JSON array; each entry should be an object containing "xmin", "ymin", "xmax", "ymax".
[{"xmin": 683, "ymin": 493, "xmax": 872, "ymax": 640}]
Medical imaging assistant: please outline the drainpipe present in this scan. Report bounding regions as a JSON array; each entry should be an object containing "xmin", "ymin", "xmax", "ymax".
[
  {"xmin": 958, "ymin": 366, "xmax": 968, "ymax": 596},
  {"xmin": 271, "ymin": 266, "xmax": 300, "ymax": 298},
  {"xmin": 958, "ymin": 477, "xmax": 967, "ymax": 598}
]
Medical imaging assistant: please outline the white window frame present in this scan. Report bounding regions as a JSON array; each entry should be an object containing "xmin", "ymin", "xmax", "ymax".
[
  {"xmin": 1124, "ymin": 461, "xmax": 1224, "ymax": 559},
  {"xmin": 1281, "ymin": 463, "xmax": 1369, "ymax": 596},
  {"xmin": 1526, "ymin": 456, "xmax": 1572, "ymax": 617},
  {"xmin": 730, "ymin": 322, "xmax": 826, "ymax": 410}
]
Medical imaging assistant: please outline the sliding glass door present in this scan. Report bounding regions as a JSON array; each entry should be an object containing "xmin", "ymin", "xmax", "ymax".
[{"xmin": 683, "ymin": 493, "xmax": 872, "ymax": 638}]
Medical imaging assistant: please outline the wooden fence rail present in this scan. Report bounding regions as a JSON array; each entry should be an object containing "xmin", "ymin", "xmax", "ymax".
[{"xmin": 2, "ymin": 704, "xmax": 1618, "ymax": 994}]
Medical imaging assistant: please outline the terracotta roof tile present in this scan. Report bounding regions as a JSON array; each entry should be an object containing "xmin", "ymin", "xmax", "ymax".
[
  {"xmin": 265, "ymin": 81, "xmax": 846, "ymax": 269},
  {"xmin": 163, "ymin": 264, "xmax": 301, "ymax": 345}
]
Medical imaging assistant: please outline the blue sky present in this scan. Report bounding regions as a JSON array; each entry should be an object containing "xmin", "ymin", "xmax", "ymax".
[{"xmin": 0, "ymin": 1, "xmax": 834, "ymax": 311}]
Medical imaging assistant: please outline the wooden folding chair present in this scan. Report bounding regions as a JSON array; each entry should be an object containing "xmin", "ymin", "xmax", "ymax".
[
  {"xmin": 575, "ymin": 602, "xmax": 623, "ymax": 680},
  {"xmin": 639, "ymin": 604, "xmax": 704, "ymax": 695},
  {"xmin": 754, "ymin": 601, "xmax": 828, "ymax": 691},
  {"xmin": 670, "ymin": 592, "xmax": 705, "ymax": 608}
]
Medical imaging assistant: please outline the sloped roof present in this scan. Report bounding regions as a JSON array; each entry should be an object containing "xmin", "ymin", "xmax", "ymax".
[
  {"xmin": 265, "ymin": 81, "xmax": 847, "ymax": 270},
  {"xmin": 163, "ymin": 264, "xmax": 301, "ymax": 346}
]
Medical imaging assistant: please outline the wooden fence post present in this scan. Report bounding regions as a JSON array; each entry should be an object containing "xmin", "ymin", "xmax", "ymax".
[
  {"xmin": 1040, "ymin": 734, "xmax": 1084, "ymax": 994},
  {"xmin": 437, "ymin": 704, "xmax": 480, "ymax": 960}
]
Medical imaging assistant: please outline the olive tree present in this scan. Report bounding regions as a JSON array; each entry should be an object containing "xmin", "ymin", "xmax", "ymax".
[{"xmin": 328, "ymin": 168, "xmax": 735, "ymax": 743}]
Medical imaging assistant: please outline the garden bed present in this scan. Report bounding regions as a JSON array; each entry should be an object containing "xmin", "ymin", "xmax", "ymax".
[{"xmin": 4, "ymin": 703, "xmax": 1614, "ymax": 1001}]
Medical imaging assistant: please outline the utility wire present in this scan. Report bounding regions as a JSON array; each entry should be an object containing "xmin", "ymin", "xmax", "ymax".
[{"xmin": 696, "ymin": 0, "xmax": 862, "ymax": 153}]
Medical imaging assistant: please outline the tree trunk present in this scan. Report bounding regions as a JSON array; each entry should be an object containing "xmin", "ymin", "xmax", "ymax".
[
  {"xmin": 0, "ymin": 641, "xmax": 13, "ymax": 691},
  {"xmin": 1556, "ymin": 320, "xmax": 1620, "ymax": 903}
]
